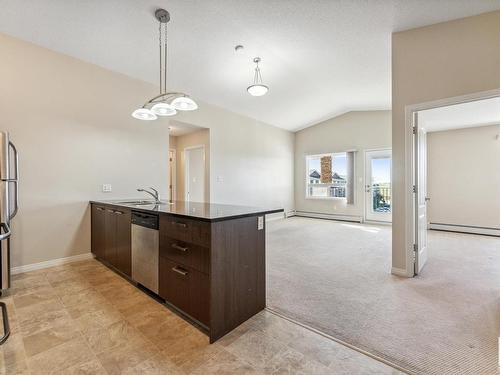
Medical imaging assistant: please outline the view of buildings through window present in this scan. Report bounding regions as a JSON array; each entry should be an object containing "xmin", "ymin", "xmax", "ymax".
[
  {"xmin": 306, "ymin": 153, "xmax": 347, "ymax": 198},
  {"xmin": 370, "ymin": 157, "xmax": 391, "ymax": 213}
]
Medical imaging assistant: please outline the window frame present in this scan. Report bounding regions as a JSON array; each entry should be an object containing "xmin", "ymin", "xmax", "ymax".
[{"xmin": 305, "ymin": 152, "xmax": 348, "ymax": 201}]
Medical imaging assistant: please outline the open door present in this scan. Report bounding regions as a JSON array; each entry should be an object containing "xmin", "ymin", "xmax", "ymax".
[{"xmin": 414, "ymin": 112, "xmax": 428, "ymax": 274}]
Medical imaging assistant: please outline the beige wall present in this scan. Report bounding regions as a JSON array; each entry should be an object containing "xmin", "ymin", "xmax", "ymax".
[
  {"xmin": 1, "ymin": 33, "xmax": 295, "ymax": 268},
  {"xmin": 170, "ymin": 129, "xmax": 210, "ymax": 203},
  {"xmin": 295, "ymin": 111, "xmax": 391, "ymax": 218},
  {"xmin": 0, "ymin": 33, "xmax": 170, "ymax": 268},
  {"xmin": 427, "ymin": 124, "xmax": 500, "ymax": 229},
  {"xmin": 173, "ymin": 106, "xmax": 295, "ymax": 214},
  {"xmin": 392, "ymin": 11, "xmax": 500, "ymax": 274}
]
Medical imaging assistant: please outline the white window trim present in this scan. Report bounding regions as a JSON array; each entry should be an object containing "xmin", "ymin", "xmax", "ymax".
[{"xmin": 305, "ymin": 152, "xmax": 348, "ymax": 201}]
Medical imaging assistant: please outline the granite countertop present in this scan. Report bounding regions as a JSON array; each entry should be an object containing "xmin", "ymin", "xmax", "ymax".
[{"xmin": 90, "ymin": 200, "xmax": 284, "ymax": 222}]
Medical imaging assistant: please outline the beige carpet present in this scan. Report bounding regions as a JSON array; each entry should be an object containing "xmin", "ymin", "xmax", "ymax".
[{"xmin": 266, "ymin": 217, "xmax": 500, "ymax": 375}]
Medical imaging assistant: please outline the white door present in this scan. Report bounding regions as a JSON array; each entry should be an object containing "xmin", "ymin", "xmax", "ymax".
[
  {"xmin": 365, "ymin": 149, "xmax": 392, "ymax": 222},
  {"xmin": 185, "ymin": 146, "xmax": 205, "ymax": 203},
  {"xmin": 415, "ymin": 113, "xmax": 428, "ymax": 274}
]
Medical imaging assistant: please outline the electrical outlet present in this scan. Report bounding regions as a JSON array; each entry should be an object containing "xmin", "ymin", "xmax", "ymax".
[
  {"xmin": 102, "ymin": 184, "xmax": 112, "ymax": 193},
  {"xmin": 257, "ymin": 216, "xmax": 264, "ymax": 230}
]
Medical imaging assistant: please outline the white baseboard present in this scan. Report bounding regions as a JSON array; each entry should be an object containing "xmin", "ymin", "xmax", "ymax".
[
  {"xmin": 266, "ymin": 212, "xmax": 286, "ymax": 222},
  {"xmin": 391, "ymin": 267, "xmax": 412, "ymax": 278},
  {"xmin": 363, "ymin": 220, "xmax": 392, "ymax": 226},
  {"xmin": 429, "ymin": 223, "xmax": 500, "ymax": 237},
  {"xmin": 294, "ymin": 211, "xmax": 362, "ymax": 223},
  {"xmin": 11, "ymin": 252, "xmax": 94, "ymax": 275}
]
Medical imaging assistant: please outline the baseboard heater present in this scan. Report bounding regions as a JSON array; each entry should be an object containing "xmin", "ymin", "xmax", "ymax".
[
  {"xmin": 294, "ymin": 211, "xmax": 362, "ymax": 223},
  {"xmin": 429, "ymin": 223, "xmax": 500, "ymax": 237}
]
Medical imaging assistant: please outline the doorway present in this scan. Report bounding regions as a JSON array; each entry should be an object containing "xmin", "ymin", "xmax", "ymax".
[
  {"xmin": 364, "ymin": 149, "xmax": 392, "ymax": 222},
  {"xmin": 408, "ymin": 89, "xmax": 500, "ymax": 275},
  {"xmin": 185, "ymin": 145, "xmax": 205, "ymax": 203}
]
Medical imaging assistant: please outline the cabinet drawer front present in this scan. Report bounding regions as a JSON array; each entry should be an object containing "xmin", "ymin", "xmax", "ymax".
[
  {"xmin": 159, "ymin": 258, "xmax": 210, "ymax": 327},
  {"xmin": 159, "ymin": 258, "xmax": 190, "ymax": 313},
  {"xmin": 189, "ymin": 270, "xmax": 209, "ymax": 326},
  {"xmin": 160, "ymin": 215, "xmax": 210, "ymax": 247},
  {"xmin": 160, "ymin": 237, "xmax": 209, "ymax": 274}
]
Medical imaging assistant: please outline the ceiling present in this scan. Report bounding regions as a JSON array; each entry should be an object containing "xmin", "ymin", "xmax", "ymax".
[
  {"xmin": 1, "ymin": 1, "xmax": 500, "ymax": 131},
  {"xmin": 419, "ymin": 96, "xmax": 500, "ymax": 132}
]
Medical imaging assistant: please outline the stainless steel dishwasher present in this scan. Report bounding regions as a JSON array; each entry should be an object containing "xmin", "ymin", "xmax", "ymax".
[{"xmin": 131, "ymin": 211, "xmax": 159, "ymax": 294}]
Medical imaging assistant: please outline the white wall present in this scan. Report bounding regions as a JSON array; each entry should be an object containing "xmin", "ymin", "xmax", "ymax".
[
  {"xmin": 170, "ymin": 129, "xmax": 210, "ymax": 203},
  {"xmin": 392, "ymin": 10, "xmax": 500, "ymax": 274},
  {"xmin": 427, "ymin": 124, "xmax": 500, "ymax": 229},
  {"xmin": 1, "ymin": 33, "xmax": 295, "ymax": 267},
  {"xmin": 294, "ymin": 111, "xmax": 391, "ymax": 218}
]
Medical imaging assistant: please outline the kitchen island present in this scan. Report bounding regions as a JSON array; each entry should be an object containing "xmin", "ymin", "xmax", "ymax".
[{"xmin": 90, "ymin": 200, "xmax": 283, "ymax": 343}]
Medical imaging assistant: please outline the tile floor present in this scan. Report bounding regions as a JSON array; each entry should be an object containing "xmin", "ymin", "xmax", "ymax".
[{"xmin": 0, "ymin": 259, "xmax": 403, "ymax": 374}]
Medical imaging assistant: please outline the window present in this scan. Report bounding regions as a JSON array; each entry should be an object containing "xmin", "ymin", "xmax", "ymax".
[{"xmin": 306, "ymin": 153, "xmax": 349, "ymax": 199}]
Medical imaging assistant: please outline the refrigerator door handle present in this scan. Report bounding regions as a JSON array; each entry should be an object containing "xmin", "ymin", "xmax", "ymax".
[
  {"xmin": 0, "ymin": 223, "xmax": 11, "ymax": 241},
  {"xmin": 8, "ymin": 142, "xmax": 18, "ymax": 220}
]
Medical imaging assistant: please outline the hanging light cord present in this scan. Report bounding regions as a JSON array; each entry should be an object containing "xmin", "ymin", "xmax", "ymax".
[
  {"xmin": 254, "ymin": 61, "xmax": 263, "ymax": 85},
  {"xmin": 158, "ymin": 20, "xmax": 168, "ymax": 95}
]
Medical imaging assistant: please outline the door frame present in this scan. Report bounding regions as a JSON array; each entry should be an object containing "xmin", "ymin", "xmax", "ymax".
[
  {"xmin": 184, "ymin": 144, "xmax": 205, "ymax": 202},
  {"xmin": 404, "ymin": 88, "xmax": 500, "ymax": 277},
  {"xmin": 364, "ymin": 148, "xmax": 392, "ymax": 223},
  {"xmin": 169, "ymin": 149, "xmax": 176, "ymax": 202}
]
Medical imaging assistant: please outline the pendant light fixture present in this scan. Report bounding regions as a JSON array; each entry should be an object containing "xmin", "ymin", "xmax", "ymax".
[
  {"xmin": 247, "ymin": 57, "xmax": 269, "ymax": 97},
  {"xmin": 132, "ymin": 9, "xmax": 198, "ymax": 121}
]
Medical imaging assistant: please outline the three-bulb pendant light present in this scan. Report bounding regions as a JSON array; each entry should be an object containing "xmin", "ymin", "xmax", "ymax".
[
  {"xmin": 247, "ymin": 57, "xmax": 269, "ymax": 96},
  {"xmin": 132, "ymin": 9, "xmax": 198, "ymax": 121}
]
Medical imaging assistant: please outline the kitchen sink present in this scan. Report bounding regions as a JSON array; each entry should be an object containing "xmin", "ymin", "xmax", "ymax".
[{"xmin": 115, "ymin": 200, "xmax": 169, "ymax": 206}]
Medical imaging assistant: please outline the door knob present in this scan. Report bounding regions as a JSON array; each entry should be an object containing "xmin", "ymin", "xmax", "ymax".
[{"xmin": 425, "ymin": 197, "xmax": 431, "ymax": 202}]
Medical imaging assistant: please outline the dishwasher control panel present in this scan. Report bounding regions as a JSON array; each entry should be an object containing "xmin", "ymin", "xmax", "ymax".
[{"xmin": 131, "ymin": 211, "xmax": 159, "ymax": 230}]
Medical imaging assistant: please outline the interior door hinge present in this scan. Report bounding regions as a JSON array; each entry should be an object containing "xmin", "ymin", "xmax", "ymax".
[
  {"xmin": 412, "ymin": 126, "xmax": 417, "ymax": 134},
  {"xmin": 413, "ymin": 185, "xmax": 417, "ymax": 193}
]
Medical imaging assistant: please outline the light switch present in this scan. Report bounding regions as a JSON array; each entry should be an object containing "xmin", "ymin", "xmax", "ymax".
[{"xmin": 102, "ymin": 184, "xmax": 112, "ymax": 192}]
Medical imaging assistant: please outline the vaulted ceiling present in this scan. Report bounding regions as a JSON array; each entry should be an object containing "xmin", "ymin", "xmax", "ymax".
[{"xmin": 1, "ymin": 0, "xmax": 499, "ymax": 131}]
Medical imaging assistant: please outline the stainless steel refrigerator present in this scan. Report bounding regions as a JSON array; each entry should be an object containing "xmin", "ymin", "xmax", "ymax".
[{"xmin": 0, "ymin": 131, "xmax": 19, "ymax": 344}]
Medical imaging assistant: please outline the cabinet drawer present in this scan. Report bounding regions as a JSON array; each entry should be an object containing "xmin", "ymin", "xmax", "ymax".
[
  {"xmin": 159, "ymin": 258, "xmax": 209, "ymax": 326},
  {"xmin": 160, "ymin": 237, "xmax": 209, "ymax": 274},
  {"xmin": 159, "ymin": 258, "xmax": 190, "ymax": 314},
  {"xmin": 160, "ymin": 215, "xmax": 210, "ymax": 247}
]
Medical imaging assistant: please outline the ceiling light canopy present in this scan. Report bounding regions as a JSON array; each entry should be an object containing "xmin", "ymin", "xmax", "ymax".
[
  {"xmin": 132, "ymin": 9, "xmax": 198, "ymax": 121},
  {"xmin": 247, "ymin": 57, "xmax": 268, "ymax": 97}
]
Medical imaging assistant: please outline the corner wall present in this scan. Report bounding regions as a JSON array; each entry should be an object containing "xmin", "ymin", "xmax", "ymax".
[
  {"xmin": 392, "ymin": 10, "xmax": 500, "ymax": 274},
  {"xmin": 294, "ymin": 111, "xmax": 391, "ymax": 219}
]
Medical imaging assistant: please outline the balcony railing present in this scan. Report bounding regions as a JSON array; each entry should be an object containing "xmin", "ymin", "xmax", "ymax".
[
  {"xmin": 308, "ymin": 182, "xmax": 347, "ymax": 198},
  {"xmin": 372, "ymin": 186, "xmax": 391, "ymax": 212}
]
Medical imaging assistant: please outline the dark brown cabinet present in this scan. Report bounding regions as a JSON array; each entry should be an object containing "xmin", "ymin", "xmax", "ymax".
[
  {"xmin": 91, "ymin": 205, "xmax": 131, "ymax": 276},
  {"xmin": 91, "ymin": 201, "xmax": 277, "ymax": 343},
  {"xmin": 159, "ymin": 214, "xmax": 210, "ymax": 326},
  {"xmin": 91, "ymin": 205, "xmax": 106, "ymax": 259},
  {"xmin": 114, "ymin": 209, "xmax": 131, "ymax": 276},
  {"xmin": 159, "ymin": 251, "xmax": 210, "ymax": 326}
]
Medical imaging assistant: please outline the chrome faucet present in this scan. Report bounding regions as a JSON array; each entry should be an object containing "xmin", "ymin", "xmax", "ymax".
[{"xmin": 137, "ymin": 187, "xmax": 161, "ymax": 204}]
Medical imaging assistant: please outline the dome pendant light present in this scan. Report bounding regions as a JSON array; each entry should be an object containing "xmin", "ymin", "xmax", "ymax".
[
  {"xmin": 132, "ymin": 9, "xmax": 198, "ymax": 121},
  {"xmin": 247, "ymin": 57, "xmax": 269, "ymax": 97}
]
